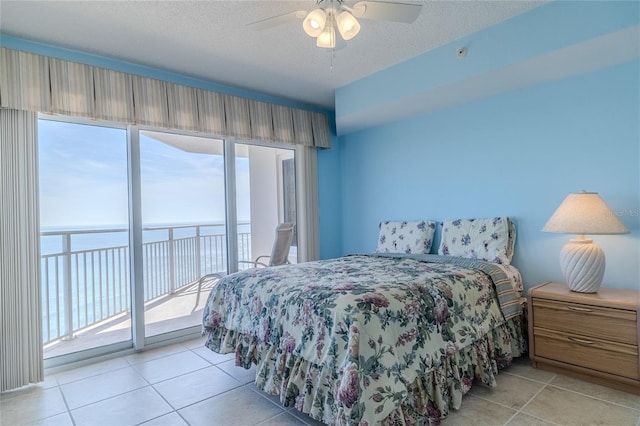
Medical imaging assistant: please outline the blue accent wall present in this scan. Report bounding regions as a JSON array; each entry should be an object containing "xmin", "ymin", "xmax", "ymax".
[
  {"xmin": 335, "ymin": 1, "xmax": 640, "ymax": 135},
  {"xmin": 338, "ymin": 59, "xmax": 640, "ymax": 290},
  {"xmin": 317, "ymin": 112, "xmax": 344, "ymax": 259}
]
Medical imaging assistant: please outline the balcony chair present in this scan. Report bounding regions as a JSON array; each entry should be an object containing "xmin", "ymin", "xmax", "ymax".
[
  {"xmin": 193, "ymin": 222, "xmax": 295, "ymax": 311},
  {"xmin": 238, "ymin": 221, "xmax": 295, "ymax": 268}
]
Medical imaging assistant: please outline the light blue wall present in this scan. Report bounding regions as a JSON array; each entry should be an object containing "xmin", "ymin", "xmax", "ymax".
[
  {"xmin": 317, "ymin": 113, "xmax": 343, "ymax": 259},
  {"xmin": 338, "ymin": 59, "xmax": 640, "ymax": 290},
  {"xmin": 335, "ymin": 1, "xmax": 640, "ymax": 135}
]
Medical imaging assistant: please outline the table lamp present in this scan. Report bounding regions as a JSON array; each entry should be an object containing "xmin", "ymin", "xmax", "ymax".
[{"xmin": 542, "ymin": 191, "xmax": 628, "ymax": 293}]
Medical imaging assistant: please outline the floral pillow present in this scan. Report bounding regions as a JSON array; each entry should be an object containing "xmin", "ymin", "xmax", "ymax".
[
  {"xmin": 438, "ymin": 217, "xmax": 515, "ymax": 264},
  {"xmin": 376, "ymin": 221, "xmax": 436, "ymax": 254}
]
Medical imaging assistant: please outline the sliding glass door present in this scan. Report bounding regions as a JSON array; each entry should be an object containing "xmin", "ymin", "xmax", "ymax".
[
  {"xmin": 139, "ymin": 130, "xmax": 228, "ymax": 338},
  {"xmin": 39, "ymin": 118, "xmax": 131, "ymax": 359},
  {"xmin": 38, "ymin": 117, "xmax": 299, "ymax": 362},
  {"xmin": 236, "ymin": 143, "xmax": 297, "ymax": 267}
]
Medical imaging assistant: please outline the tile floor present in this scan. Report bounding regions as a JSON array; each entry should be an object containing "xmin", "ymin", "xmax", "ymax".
[{"xmin": 2, "ymin": 337, "xmax": 640, "ymax": 426}]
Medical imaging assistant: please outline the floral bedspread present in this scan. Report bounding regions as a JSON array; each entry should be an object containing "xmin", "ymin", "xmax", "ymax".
[{"xmin": 202, "ymin": 254, "xmax": 519, "ymax": 425}]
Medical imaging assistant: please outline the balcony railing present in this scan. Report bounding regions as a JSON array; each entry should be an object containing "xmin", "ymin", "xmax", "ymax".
[{"xmin": 40, "ymin": 223, "xmax": 251, "ymax": 344}]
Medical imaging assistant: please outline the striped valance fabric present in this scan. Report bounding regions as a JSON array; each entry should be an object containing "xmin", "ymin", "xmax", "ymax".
[{"xmin": 0, "ymin": 48, "xmax": 331, "ymax": 148}]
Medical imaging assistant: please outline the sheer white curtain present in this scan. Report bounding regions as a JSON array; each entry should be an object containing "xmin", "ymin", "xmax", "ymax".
[{"xmin": 0, "ymin": 109, "xmax": 44, "ymax": 392}]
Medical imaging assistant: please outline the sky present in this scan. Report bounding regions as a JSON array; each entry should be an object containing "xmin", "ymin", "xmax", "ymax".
[{"xmin": 38, "ymin": 119, "xmax": 251, "ymax": 228}]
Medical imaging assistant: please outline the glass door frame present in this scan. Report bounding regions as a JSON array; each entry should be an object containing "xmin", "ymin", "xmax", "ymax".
[
  {"xmin": 132, "ymin": 131, "xmax": 297, "ymax": 349},
  {"xmin": 39, "ymin": 114, "xmax": 133, "ymax": 369},
  {"xmin": 41, "ymin": 117, "xmax": 301, "ymax": 366},
  {"xmin": 128, "ymin": 126, "xmax": 239, "ymax": 349}
]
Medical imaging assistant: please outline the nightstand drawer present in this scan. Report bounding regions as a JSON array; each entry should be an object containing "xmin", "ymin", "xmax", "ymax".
[
  {"xmin": 532, "ymin": 299, "xmax": 637, "ymax": 345},
  {"xmin": 534, "ymin": 328, "xmax": 639, "ymax": 380}
]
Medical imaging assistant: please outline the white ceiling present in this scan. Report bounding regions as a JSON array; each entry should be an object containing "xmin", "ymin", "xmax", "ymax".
[{"xmin": 0, "ymin": 0, "xmax": 546, "ymax": 111}]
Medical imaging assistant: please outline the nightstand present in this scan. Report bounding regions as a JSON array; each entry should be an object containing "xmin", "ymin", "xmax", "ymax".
[{"xmin": 528, "ymin": 281, "xmax": 640, "ymax": 394}]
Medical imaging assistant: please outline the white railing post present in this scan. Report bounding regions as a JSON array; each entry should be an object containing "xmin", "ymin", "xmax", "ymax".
[
  {"xmin": 168, "ymin": 227, "xmax": 176, "ymax": 294},
  {"xmin": 61, "ymin": 232, "xmax": 75, "ymax": 340},
  {"xmin": 195, "ymin": 225, "xmax": 201, "ymax": 279}
]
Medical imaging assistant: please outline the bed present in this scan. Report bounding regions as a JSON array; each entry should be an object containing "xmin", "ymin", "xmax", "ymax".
[{"xmin": 202, "ymin": 218, "xmax": 527, "ymax": 425}]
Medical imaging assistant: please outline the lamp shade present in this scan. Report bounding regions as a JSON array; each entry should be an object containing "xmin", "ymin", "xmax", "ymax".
[
  {"xmin": 542, "ymin": 191, "xmax": 628, "ymax": 293},
  {"xmin": 303, "ymin": 9, "xmax": 326, "ymax": 37},
  {"xmin": 336, "ymin": 11, "xmax": 360, "ymax": 40},
  {"xmin": 316, "ymin": 25, "xmax": 336, "ymax": 48},
  {"xmin": 542, "ymin": 192, "xmax": 628, "ymax": 235}
]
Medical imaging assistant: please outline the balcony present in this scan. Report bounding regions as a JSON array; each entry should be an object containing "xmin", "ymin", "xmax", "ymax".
[{"xmin": 41, "ymin": 223, "xmax": 257, "ymax": 358}]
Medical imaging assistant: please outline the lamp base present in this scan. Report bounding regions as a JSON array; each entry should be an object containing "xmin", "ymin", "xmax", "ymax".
[{"xmin": 560, "ymin": 237, "xmax": 605, "ymax": 293}]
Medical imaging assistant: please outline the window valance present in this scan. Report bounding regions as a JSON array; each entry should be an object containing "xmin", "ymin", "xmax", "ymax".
[{"xmin": 0, "ymin": 48, "xmax": 331, "ymax": 148}]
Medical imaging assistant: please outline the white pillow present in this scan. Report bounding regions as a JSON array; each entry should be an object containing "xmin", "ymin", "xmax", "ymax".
[
  {"xmin": 438, "ymin": 217, "xmax": 515, "ymax": 264},
  {"xmin": 376, "ymin": 221, "xmax": 436, "ymax": 254}
]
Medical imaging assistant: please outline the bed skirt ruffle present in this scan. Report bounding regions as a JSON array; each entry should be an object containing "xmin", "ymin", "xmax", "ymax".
[{"xmin": 204, "ymin": 316, "xmax": 527, "ymax": 425}]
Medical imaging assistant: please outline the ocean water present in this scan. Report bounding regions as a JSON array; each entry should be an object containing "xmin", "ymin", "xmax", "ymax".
[{"xmin": 40, "ymin": 222, "xmax": 251, "ymax": 254}]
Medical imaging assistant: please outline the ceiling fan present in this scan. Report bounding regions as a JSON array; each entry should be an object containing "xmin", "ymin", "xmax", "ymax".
[{"xmin": 247, "ymin": 1, "xmax": 423, "ymax": 49}]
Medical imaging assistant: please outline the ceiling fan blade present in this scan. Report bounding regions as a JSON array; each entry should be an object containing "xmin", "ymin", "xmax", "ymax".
[
  {"xmin": 350, "ymin": 1, "xmax": 422, "ymax": 23},
  {"xmin": 247, "ymin": 10, "xmax": 307, "ymax": 31}
]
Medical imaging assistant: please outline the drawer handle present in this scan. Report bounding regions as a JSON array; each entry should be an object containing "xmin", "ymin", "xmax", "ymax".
[
  {"xmin": 568, "ymin": 336, "xmax": 595, "ymax": 345},
  {"xmin": 566, "ymin": 306, "xmax": 593, "ymax": 313}
]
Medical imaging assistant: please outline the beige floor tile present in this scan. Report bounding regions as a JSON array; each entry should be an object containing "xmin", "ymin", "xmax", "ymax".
[
  {"xmin": 27, "ymin": 412, "xmax": 74, "ymax": 426},
  {"xmin": 503, "ymin": 358, "xmax": 556, "ymax": 384},
  {"xmin": 523, "ymin": 386, "xmax": 640, "ymax": 426},
  {"xmin": 0, "ymin": 382, "xmax": 57, "ymax": 402},
  {"xmin": 54, "ymin": 356, "xmax": 130, "ymax": 385},
  {"xmin": 124, "ymin": 342, "xmax": 189, "ymax": 365},
  {"xmin": 0, "ymin": 387, "xmax": 67, "ymax": 425},
  {"xmin": 288, "ymin": 409, "xmax": 326, "ymax": 426},
  {"xmin": 178, "ymin": 385, "xmax": 284, "ymax": 426},
  {"xmin": 505, "ymin": 412, "xmax": 556, "ymax": 426},
  {"xmin": 192, "ymin": 345, "xmax": 236, "ymax": 365},
  {"xmin": 133, "ymin": 350, "xmax": 210, "ymax": 383},
  {"xmin": 38, "ymin": 375, "xmax": 60, "ymax": 390},
  {"xmin": 469, "ymin": 373, "xmax": 545, "ymax": 410},
  {"xmin": 184, "ymin": 337, "xmax": 207, "ymax": 349},
  {"xmin": 216, "ymin": 359, "xmax": 257, "ymax": 384},
  {"xmin": 138, "ymin": 411, "xmax": 189, "ymax": 425},
  {"xmin": 441, "ymin": 394, "xmax": 517, "ymax": 425},
  {"xmin": 153, "ymin": 365, "xmax": 242, "ymax": 409},
  {"xmin": 257, "ymin": 411, "xmax": 308, "ymax": 425},
  {"xmin": 550, "ymin": 374, "xmax": 640, "ymax": 410},
  {"xmin": 12, "ymin": 340, "xmax": 640, "ymax": 426},
  {"xmin": 250, "ymin": 384, "xmax": 284, "ymax": 405},
  {"xmin": 60, "ymin": 366, "xmax": 148, "ymax": 409},
  {"xmin": 70, "ymin": 387, "xmax": 172, "ymax": 426}
]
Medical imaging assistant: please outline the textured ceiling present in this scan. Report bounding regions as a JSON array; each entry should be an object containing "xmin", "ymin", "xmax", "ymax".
[{"xmin": 0, "ymin": 1, "xmax": 545, "ymax": 110}]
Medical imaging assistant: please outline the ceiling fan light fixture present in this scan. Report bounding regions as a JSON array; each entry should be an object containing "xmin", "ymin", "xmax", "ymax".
[
  {"xmin": 303, "ymin": 8, "xmax": 326, "ymax": 37},
  {"xmin": 336, "ymin": 10, "xmax": 360, "ymax": 41},
  {"xmin": 316, "ymin": 25, "xmax": 336, "ymax": 48}
]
